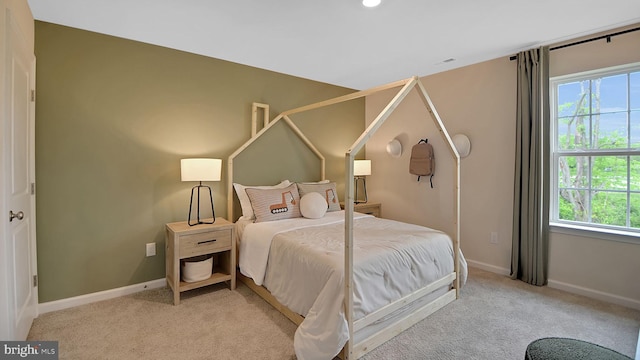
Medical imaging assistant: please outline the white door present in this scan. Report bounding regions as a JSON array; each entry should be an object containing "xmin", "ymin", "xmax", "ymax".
[{"xmin": 3, "ymin": 11, "xmax": 37, "ymax": 340}]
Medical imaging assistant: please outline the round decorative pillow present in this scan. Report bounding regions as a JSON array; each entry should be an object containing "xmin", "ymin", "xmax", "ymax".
[{"xmin": 300, "ymin": 192, "xmax": 328, "ymax": 219}]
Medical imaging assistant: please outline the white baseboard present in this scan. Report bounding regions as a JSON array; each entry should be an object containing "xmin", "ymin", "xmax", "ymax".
[
  {"xmin": 465, "ymin": 259, "xmax": 510, "ymax": 276},
  {"xmin": 547, "ymin": 279, "xmax": 640, "ymax": 311},
  {"xmin": 38, "ymin": 278, "xmax": 166, "ymax": 315}
]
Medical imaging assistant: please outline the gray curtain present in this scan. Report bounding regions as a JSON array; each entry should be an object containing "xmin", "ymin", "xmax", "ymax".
[{"xmin": 511, "ymin": 46, "xmax": 550, "ymax": 286}]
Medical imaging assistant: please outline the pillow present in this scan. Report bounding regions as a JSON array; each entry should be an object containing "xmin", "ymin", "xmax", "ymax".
[
  {"xmin": 296, "ymin": 182, "xmax": 340, "ymax": 212},
  {"xmin": 300, "ymin": 192, "xmax": 328, "ymax": 219},
  {"xmin": 245, "ymin": 183, "xmax": 302, "ymax": 222},
  {"xmin": 233, "ymin": 180, "xmax": 291, "ymax": 220}
]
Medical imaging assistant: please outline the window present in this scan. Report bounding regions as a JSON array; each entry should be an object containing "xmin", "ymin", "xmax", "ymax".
[{"xmin": 550, "ymin": 62, "xmax": 640, "ymax": 238}]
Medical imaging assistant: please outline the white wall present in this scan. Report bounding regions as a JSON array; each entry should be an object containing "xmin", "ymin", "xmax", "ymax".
[
  {"xmin": 366, "ymin": 57, "xmax": 516, "ymax": 275},
  {"xmin": 365, "ymin": 23, "xmax": 640, "ymax": 309}
]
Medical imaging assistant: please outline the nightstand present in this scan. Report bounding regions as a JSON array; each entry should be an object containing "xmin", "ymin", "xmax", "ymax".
[
  {"xmin": 165, "ymin": 218, "xmax": 235, "ymax": 305},
  {"xmin": 341, "ymin": 202, "xmax": 382, "ymax": 218}
]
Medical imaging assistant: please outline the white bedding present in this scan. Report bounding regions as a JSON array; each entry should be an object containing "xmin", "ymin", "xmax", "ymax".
[{"xmin": 237, "ymin": 211, "xmax": 467, "ymax": 360}]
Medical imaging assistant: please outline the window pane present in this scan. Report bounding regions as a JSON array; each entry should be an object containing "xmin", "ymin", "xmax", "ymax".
[
  {"xmin": 631, "ymin": 71, "xmax": 640, "ymax": 111},
  {"xmin": 558, "ymin": 156, "xmax": 589, "ymax": 188},
  {"xmin": 592, "ymin": 112, "xmax": 628, "ymax": 149},
  {"xmin": 592, "ymin": 156, "xmax": 627, "ymax": 190},
  {"xmin": 558, "ymin": 81, "xmax": 589, "ymax": 117},
  {"xmin": 558, "ymin": 189, "xmax": 588, "ymax": 222},
  {"xmin": 552, "ymin": 64, "xmax": 640, "ymax": 232},
  {"xmin": 632, "ymin": 110, "xmax": 640, "ymax": 147},
  {"xmin": 631, "ymin": 156, "xmax": 640, "ymax": 191},
  {"xmin": 591, "ymin": 191, "xmax": 627, "ymax": 227},
  {"xmin": 631, "ymin": 192, "xmax": 640, "ymax": 228},
  {"xmin": 558, "ymin": 115, "xmax": 590, "ymax": 150},
  {"xmin": 597, "ymin": 74, "xmax": 628, "ymax": 112}
]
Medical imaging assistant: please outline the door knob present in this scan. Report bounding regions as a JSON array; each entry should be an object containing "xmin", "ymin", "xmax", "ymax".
[{"xmin": 9, "ymin": 210, "xmax": 24, "ymax": 222}]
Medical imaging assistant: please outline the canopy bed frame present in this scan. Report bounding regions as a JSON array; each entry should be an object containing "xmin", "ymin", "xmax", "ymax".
[{"xmin": 226, "ymin": 76, "xmax": 462, "ymax": 359}]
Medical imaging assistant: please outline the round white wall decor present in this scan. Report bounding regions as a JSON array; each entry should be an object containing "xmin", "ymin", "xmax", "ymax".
[
  {"xmin": 386, "ymin": 139, "xmax": 402, "ymax": 158},
  {"xmin": 452, "ymin": 134, "xmax": 471, "ymax": 158}
]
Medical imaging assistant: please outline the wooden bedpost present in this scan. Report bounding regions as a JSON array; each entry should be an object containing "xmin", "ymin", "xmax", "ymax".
[
  {"xmin": 415, "ymin": 80, "xmax": 461, "ymax": 297},
  {"xmin": 344, "ymin": 77, "xmax": 419, "ymax": 357},
  {"xmin": 344, "ymin": 154, "xmax": 355, "ymax": 359}
]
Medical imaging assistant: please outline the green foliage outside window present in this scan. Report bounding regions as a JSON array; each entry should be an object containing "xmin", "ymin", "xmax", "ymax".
[{"xmin": 554, "ymin": 69, "xmax": 640, "ymax": 231}]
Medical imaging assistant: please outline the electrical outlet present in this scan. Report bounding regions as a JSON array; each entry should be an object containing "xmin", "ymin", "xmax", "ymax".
[
  {"xmin": 490, "ymin": 232, "xmax": 498, "ymax": 244},
  {"xmin": 146, "ymin": 242, "xmax": 156, "ymax": 257}
]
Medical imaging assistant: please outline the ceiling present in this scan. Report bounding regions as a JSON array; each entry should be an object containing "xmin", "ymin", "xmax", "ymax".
[{"xmin": 27, "ymin": 0, "xmax": 640, "ymax": 90}]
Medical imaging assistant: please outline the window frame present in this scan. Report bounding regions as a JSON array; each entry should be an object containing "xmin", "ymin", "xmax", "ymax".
[{"xmin": 549, "ymin": 62, "xmax": 640, "ymax": 243}]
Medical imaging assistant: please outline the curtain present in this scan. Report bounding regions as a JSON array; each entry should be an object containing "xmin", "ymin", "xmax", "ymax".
[{"xmin": 511, "ymin": 46, "xmax": 550, "ymax": 286}]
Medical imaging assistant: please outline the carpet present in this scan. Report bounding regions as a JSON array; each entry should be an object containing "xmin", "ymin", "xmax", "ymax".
[{"xmin": 28, "ymin": 268, "xmax": 640, "ymax": 359}]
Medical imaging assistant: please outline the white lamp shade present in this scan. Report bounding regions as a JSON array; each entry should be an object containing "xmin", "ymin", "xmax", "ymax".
[
  {"xmin": 354, "ymin": 160, "xmax": 371, "ymax": 176},
  {"xmin": 181, "ymin": 158, "xmax": 222, "ymax": 182},
  {"xmin": 362, "ymin": 0, "xmax": 381, "ymax": 7}
]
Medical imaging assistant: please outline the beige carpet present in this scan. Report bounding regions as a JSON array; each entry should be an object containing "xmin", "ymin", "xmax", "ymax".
[{"xmin": 28, "ymin": 268, "xmax": 640, "ymax": 359}]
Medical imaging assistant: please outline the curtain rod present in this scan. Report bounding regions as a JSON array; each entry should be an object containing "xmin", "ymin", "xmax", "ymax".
[{"xmin": 509, "ymin": 26, "xmax": 640, "ymax": 61}]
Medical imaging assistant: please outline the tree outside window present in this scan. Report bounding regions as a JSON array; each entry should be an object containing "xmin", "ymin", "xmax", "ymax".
[{"xmin": 552, "ymin": 64, "xmax": 640, "ymax": 233}]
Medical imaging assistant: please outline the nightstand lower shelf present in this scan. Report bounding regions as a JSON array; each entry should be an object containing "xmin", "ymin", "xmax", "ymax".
[{"xmin": 177, "ymin": 270, "xmax": 232, "ymax": 292}]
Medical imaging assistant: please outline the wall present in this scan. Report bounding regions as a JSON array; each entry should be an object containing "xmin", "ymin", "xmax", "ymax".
[
  {"xmin": 365, "ymin": 58, "xmax": 516, "ymax": 273},
  {"xmin": 365, "ymin": 24, "xmax": 640, "ymax": 308},
  {"xmin": 35, "ymin": 22, "xmax": 364, "ymax": 302}
]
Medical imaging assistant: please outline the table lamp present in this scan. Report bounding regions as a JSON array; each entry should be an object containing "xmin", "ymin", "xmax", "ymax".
[
  {"xmin": 181, "ymin": 158, "xmax": 222, "ymax": 226},
  {"xmin": 354, "ymin": 160, "xmax": 371, "ymax": 204}
]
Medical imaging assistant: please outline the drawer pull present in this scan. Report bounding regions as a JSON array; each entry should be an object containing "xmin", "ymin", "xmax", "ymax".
[{"xmin": 197, "ymin": 239, "xmax": 217, "ymax": 245}]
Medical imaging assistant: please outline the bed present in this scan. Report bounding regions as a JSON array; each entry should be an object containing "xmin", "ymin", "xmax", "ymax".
[{"xmin": 227, "ymin": 77, "xmax": 464, "ymax": 359}]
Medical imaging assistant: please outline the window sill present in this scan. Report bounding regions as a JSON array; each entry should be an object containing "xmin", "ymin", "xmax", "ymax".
[{"xmin": 550, "ymin": 222, "xmax": 640, "ymax": 245}]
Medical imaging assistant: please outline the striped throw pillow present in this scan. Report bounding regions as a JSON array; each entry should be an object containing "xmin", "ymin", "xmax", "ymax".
[{"xmin": 245, "ymin": 183, "xmax": 302, "ymax": 222}]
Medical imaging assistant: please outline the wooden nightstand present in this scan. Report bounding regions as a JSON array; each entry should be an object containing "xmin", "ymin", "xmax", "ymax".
[
  {"xmin": 341, "ymin": 202, "xmax": 382, "ymax": 218},
  {"xmin": 165, "ymin": 218, "xmax": 235, "ymax": 305}
]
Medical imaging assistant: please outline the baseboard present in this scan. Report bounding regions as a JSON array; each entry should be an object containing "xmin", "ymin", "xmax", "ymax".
[
  {"xmin": 547, "ymin": 279, "xmax": 640, "ymax": 311},
  {"xmin": 465, "ymin": 259, "xmax": 510, "ymax": 276},
  {"xmin": 38, "ymin": 278, "xmax": 166, "ymax": 315}
]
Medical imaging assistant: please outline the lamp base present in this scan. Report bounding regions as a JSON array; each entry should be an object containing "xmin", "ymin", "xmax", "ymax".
[
  {"xmin": 188, "ymin": 182, "xmax": 216, "ymax": 226},
  {"xmin": 354, "ymin": 177, "xmax": 368, "ymax": 204}
]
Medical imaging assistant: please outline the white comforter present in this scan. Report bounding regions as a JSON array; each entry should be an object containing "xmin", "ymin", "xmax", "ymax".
[{"xmin": 238, "ymin": 211, "xmax": 467, "ymax": 360}]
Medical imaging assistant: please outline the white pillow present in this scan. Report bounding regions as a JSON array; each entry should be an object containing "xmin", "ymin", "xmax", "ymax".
[
  {"xmin": 300, "ymin": 192, "xmax": 328, "ymax": 219},
  {"xmin": 233, "ymin": 180, "xmax": 291, "ymax": 220}
]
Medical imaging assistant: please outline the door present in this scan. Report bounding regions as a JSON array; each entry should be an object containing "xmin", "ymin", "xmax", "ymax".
[{"xmin": 3, "ymin": 10, "xmax": 37, "ymax": 340}]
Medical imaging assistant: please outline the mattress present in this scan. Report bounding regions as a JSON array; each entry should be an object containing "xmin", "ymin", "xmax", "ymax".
[{"xmin": 237, "ymin": 211, "xmax": 467, "ymax": 360}]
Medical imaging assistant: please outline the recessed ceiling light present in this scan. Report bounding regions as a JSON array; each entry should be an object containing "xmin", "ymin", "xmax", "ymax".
[{"xmin": 362, "ymin": 0, "xmax": 381, "ymax": 7}]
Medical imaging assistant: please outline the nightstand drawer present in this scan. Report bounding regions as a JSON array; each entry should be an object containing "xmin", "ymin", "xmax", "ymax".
[{"xmin": 179, "ymin": 229, "xmax": 232, "ymax": 258}]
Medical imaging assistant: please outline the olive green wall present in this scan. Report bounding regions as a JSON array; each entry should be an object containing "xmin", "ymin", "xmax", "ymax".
[{"xmin": 34, "ymin": 21, "xmax": 364, "ymax": 302}]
